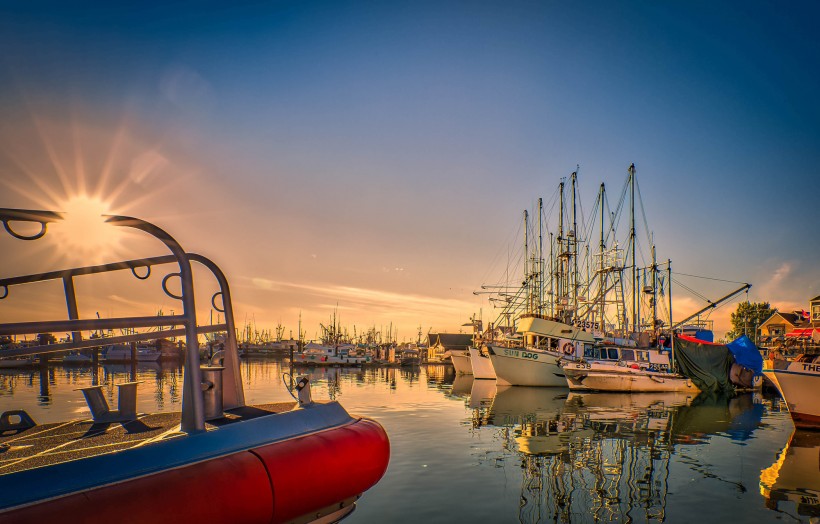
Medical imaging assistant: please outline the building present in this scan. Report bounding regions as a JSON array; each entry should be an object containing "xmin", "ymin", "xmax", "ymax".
[
  {"xmin": 426, "ymin": 333, "xmax": 474, "ymax": 363},
  {"xmin": 759, "ymin": 295, "xmax": 820, "ymax": 349}
]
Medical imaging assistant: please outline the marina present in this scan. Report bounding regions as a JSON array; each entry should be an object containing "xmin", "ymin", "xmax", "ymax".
[
  {"xmin": 2, "ymin": 2, "xmax": 820, "ymax": 523},
  {"xmin": 0, "ymin": 359, "xmax": 813, "ymax": 523}
]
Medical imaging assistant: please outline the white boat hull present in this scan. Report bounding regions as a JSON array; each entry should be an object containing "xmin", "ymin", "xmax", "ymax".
[
  {"xmin": 468, "ymin": 347, "xmax": 496, "ymax": 379},
  {"xmin": 563, "ymin": 362, "xmax": 699, "ymax": 393},
  {"xmin": 449, "ymin": 349, "xmax": 473, "ymax": 375},
  {"xmin": 773, "ymin": 360, "xmax": 820, "ymax": 428},
  {"xmin": 487, "ymin": 346, "xmax": 566, "ymax": 387}
]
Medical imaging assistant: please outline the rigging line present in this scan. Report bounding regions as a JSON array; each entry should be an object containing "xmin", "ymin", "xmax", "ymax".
[
  {"xmin": 671, "ymin": 272, "xmax": 749, "ymax": 285},
  {"xmin": 634, "ymin": 175, "xmax": 654, "ymax": 249},
  {"xmin": 671, "ymin": 278, "xmax": 710, "ymax": 302}
]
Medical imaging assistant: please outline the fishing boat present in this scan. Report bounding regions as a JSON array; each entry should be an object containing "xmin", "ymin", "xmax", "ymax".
[
  {"xmin": 399, "ymin": 348, "xmax": 420, "ymax": 367},
  {"xmin": 467, "ymin": 345, "xmax": 496, "ymax": 379},
  {"xmin": 292, "ymin": 342, "xmax": 368, "ymax": 365},
  {"xmin": 562, "ymin": 359, "xmax": 699, "ymax": 392},
  {"xmin": 0, "ymin": 207, "xmax": 390, "ymax": 523},
  {"xmin": 768, "ymin": 355, "xmax": 820, "ymax": 428}
]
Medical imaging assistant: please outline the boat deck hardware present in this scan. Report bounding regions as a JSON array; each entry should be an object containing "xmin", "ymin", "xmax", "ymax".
[
  {"xmin": 76, "ymin": 382, "xmax": 141, "ymax": 423},
  {"xmin": 0, "ymin": 410, "xmax": 37, "ymax": 434}
]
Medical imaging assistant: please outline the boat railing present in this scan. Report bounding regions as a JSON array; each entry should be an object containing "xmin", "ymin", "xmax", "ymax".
[{"xmin": 0, "ymin": 207, "xmax": 244, "ymax": 433}]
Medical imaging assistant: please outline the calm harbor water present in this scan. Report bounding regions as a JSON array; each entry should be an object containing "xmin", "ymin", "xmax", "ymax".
[{"xmin": 0, "ymin": 359, "xmax": 816, "ymax": 523}]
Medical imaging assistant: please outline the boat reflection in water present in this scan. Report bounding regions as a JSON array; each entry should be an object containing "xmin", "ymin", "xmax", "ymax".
[
  {"xmin": 760, "ymin": 430, "xmax": 820, "ymax": 520},
  {"xmin": 478, "ymin": 387, "xmax": 765, "ymax": 522}
]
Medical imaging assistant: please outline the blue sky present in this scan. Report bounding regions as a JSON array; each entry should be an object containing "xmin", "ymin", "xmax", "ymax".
[{"xmin": 1, "ymin": 1, "xmax": 818, "ymax": 339}]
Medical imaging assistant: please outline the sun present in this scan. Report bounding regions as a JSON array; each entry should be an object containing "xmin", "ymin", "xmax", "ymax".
[{"xmin": 50, "ymin": 195, "xmax": 120, "ymax": 262}]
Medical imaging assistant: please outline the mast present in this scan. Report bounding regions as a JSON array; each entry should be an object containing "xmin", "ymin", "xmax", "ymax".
[
  {"xmin": 651, "ymin": 242, "xmax": 658, "ymax": 337},
  {"xmin": 629, "ymin": 163, "xmax": 637, "ymax": 334},
  {"xmin": 599, "ymin": 183, "xmax": 606, "ymax": 331},
  {"xmin": 523, "ymin": 209, "xmax": 530, "ymax": 313},
  {"xmin": 558, "ymin": 181, "xmax": 564, "ymax": 314},
  {"xmin": 571, "ymin": 172, "xmax": 578, "ymax": 322},
  {"xmin": 668, "ymin": 260, "xmax": 674, "ymax": 370},
  {"xmin": 538, "ymin": 197, "xmax": 543, "ymax": 315},
  {"xmin": 549, "ymin": 232, "xmax": 554, "ymax": 317}
]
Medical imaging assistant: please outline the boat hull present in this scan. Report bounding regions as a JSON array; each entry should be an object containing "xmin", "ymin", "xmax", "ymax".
[
  {"xmin": 0, "ymin": 402, "xmax": 390, "ymax": 524},
  {"xmin": 563, "ymin": 363, "xmax": 700, "ymax": 393},
  {"xmin": 468, "ymin": 346, "xmax": 496, "ymax": 379},
  {"xmin": 487, "ymin": 346, "xmax": 566, "ymax": 387},
  {"xmin": 449, "ymin": 349, "xmax": 473, "ymax": 375},
  {"xmin": 773, "ymin": 361, "xmax": 820, "ymax": 429}
]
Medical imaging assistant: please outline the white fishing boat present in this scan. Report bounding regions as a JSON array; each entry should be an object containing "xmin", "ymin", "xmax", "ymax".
[
  {"xmin": 486, "ymin": 315, "xmax": 594, "ymax": 387},
  {"xmin": 769, "ymin": 355, "xmax": 820, "ymax": 428},
  {"xmin": 102, "ymin": 344, "xmax": 133, "ymax": 362},
  {"xmin": 562, "ymin": 360, "xmax": 699, "ymax": 393},
  {"xmin": 467, "ymin": 346, "xmax": 496, "ymax": 379},
  {"xmin": 136, "ymin": 345, "xmax": 162, "ymax": 362},
  {"xmin": 446, "ymin": 348, "xmax": 472, "ymax": 375},
  {"xmin": 292, "ymin": 342, "xmax": 368, "ymax": 366},
  {"xmin": 62, "ymin": 352, "xmax": 93, "ymax": 364}
]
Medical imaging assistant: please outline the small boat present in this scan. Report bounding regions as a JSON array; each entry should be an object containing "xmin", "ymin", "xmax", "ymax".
[
  {"xmin": 0, "ymin": 207, "xmax": 390, "ymax": 522},
  {"xmin": 399, "ymin": 348, "xmax": 420, "ymax": 367},
  {"xmin": 61, "ymin": 352, "xmax": 93, "ymax": 364},
  {"xmin": 292, "ymin": 342, "xmax": 368, "ymax": 365},
  {"xmin": 0, "ymin": 358, "xmax": 35, "ymax": 368}
]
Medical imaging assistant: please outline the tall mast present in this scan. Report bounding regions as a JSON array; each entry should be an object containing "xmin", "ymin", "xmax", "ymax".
[
  {"xmin": 668, "ymin": 259, "xmax": 675, "ymax": 369},
  {"xmin": 558, "ymin": 181, "xmax": 565, "ymax": 315},
  {"xmin": 523, "ymin": 209, "xmax": 530, "ymax": 313},
  {"xmin": 651, "ymin": 242, "xmax": 658, "ymax": 336},
  {"xmin": 599, "ymin": 183, "xmax": 606, "ymax": 331},
  {"xmin": 549, "ymin": 232, "xmax": 554, "ymax": 317},
  {"xmin": 538, "ymin": 197, "xmax": 543, "ymax": 315},
  {"xmin": 571, "ymin": 172, "xmax": 578, "ymax": 321},
  {"xmin": 629, "ymin": 163, "xmax": 637, "ymax": 334}
]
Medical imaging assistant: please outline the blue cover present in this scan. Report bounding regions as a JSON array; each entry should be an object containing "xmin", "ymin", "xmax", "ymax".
[
  {"xmin": 726, "ymin": 335, "xmax": 763, "ymax": 374},
  {"xmin": 695, "ymin": 330, "xmax": 714, "ymax": 342}
]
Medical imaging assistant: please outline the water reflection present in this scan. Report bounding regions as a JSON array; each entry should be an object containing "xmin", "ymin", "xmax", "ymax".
[
  {"xmin": 474, "ymin": 387, "xmax": 767, "ymax": 523},
  {"xmin": 760, "ymin": 430, "xmax": 820, "ymax": 520}
]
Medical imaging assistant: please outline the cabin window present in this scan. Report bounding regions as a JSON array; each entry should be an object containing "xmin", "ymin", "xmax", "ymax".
[
  {"xmin": 621, "ymin": 349, "xmax": 635, "ymax": 361},
  {"xmin": 768, "ymin": 324, "xmax": 785, "ymax": 336},
  {"xmin": 813, "ymin": 305, "xmax": 820, "ymax": 321},
  {"xmin": 584, "ymin": 347, "xmax": 596, "ymax": 358},
  {"xmin": 608, "ymin": 348, "xmax": 619, "ymax": 360},
  {"xmin": 636, "ymin": 351, "xmax": 649, "ymax": 362}
]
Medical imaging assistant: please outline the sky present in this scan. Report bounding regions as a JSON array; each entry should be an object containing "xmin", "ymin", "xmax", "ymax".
[{"xmin": 1, "ymin": 1, "xmax": 819, "ymax": 342}]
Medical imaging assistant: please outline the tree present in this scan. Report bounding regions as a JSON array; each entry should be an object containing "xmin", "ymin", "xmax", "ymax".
[{"xmin": 725, "ymin": 301, "xmax": 773, "ymax": 343}]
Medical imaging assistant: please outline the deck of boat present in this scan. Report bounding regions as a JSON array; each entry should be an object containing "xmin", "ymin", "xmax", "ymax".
[{"xmin": 0, "ymin": 402, "xmax": 297, "ymax": 476}]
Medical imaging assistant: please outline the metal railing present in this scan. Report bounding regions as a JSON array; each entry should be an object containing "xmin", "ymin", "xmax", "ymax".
[{"xmin": 0, "ymin": 208, "xmax": 245, "ymax": 433}]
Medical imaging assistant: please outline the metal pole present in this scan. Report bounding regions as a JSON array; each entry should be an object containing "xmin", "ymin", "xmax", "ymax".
[
  {"xmin": 668, "ymin": 259, "xmax": 675, "ymax": 370},
  {"xmin": 106, "ymin": 215, "xmax": 205, "ymax": 433}
]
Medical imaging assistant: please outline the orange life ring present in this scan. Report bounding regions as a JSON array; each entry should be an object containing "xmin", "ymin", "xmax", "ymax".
[{"xmin": 562, "ymin": 342, "xmax": 574, "ymax": 355}]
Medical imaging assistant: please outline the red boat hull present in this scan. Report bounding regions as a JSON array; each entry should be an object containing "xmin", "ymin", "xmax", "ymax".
[{"xmin": 2, "ymin": 417, "xmax": 389, "ymax": 524}]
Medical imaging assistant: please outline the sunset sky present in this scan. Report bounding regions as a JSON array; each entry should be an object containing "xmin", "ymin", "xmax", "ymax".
[{"xmin": 2, "ymin": 2, "xmax": 819, "ymax": 341}]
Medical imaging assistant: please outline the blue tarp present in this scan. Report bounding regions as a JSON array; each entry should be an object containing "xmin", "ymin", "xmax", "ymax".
[{"xmin": 726, "ymin": 335, "xmax": 763, "ymax": 375}]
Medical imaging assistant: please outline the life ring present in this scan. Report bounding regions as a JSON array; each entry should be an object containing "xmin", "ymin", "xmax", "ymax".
[{"xmin": 562, "ymin": 342, "xmax": 574, "ymax": 356}]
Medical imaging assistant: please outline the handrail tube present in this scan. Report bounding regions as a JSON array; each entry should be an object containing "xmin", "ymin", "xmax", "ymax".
[
  {"xmin": 0, "ymin": 324, "xmax": 228, "ymax": 359},
  {"xmin": 0, "ymin": 315, "xmax": 188, "ymax": 337},
  {"xmin": 105, "ymin": 215, "xmax": 205, "ymax": 433},
  {"xmin": 0, "ymin": 255, "xmax": 177, "ymax": 288},
  {"xmin": 187, "ymin": 254, "xmax": 244, "ymax": 409}
]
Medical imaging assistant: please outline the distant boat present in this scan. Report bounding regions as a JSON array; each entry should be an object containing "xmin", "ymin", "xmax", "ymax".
[
  {"xmin": 0, "ymin": 358, "xmax": 34, "ymax": 369},
  {"xmin": 61, "ymin": 352, "xmax": 93, "ymax": 364},
  {"xmin": 399, "ymin": 348, "xmax": 420, "ymax": 367}
]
